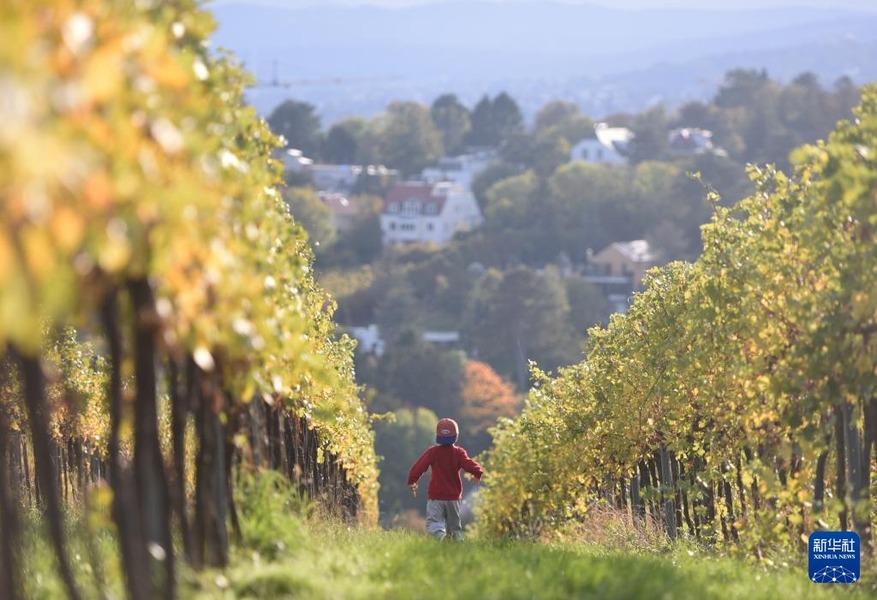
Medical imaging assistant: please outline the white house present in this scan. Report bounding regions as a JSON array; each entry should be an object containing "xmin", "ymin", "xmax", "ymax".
[
  {"xmin": 569, "ymin": 123, "xmax": 633, "ymax": 165},
  {"xmin": 380, "ymin": 181, "xmax": 483, "ymax": 246},
  {"xmin": 667, "ymin": 127, "xmax": 719, "ymax": 157},
  {"xmin": 421, "ymin": 149, "xmax": 497, "ymax": 191}
]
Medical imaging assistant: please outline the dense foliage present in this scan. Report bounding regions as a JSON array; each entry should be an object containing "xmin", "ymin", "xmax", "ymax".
[
  {"xmin": 0, "ymin": 2, "xmax": 376, "ymax": 598},
  {"xmin": 478, "ymin": 86, "xmax": 877, "ymax": 558}
]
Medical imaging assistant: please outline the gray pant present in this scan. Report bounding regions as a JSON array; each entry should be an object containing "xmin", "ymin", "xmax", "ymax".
[{"xmin": 426, "ymin": 499, "xmax": 463, "ymax": 540}]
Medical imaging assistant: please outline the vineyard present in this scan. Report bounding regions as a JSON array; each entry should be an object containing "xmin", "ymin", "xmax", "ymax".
[
  {"xmin": 5, "ymin": 0, "xmax": 877, "ymax": 597},
  {"xmin": 0, "ymin": 2, "xmax": 376, "ymax": 599},
  {"xmin": 480, "ymin": 85, "xmax": 877, "ymax": 558}
]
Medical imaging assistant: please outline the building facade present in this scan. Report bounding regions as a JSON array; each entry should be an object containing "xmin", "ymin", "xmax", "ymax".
[{"xmin": 380, "ymin": 181, "xmax": 483, "ymax": 246}]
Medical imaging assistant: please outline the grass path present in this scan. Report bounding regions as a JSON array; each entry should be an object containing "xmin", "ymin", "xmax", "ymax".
[
  {"xmin": 20, "ymin": 476, "xmax": 877, "ymax": 599},
  {"xmin": 184, "ymin": 524, "xmax": 876, "ymax": 600}
]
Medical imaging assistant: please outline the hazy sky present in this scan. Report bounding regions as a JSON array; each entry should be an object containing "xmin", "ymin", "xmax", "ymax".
[{"xmin": 212, "ymin": 0, "xmax": 877, "ymax": 10}]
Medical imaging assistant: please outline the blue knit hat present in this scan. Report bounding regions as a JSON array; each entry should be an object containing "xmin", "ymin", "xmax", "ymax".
[{"xmin": 436, "ymin": 418, "xmax": 459, "ymax": 445}]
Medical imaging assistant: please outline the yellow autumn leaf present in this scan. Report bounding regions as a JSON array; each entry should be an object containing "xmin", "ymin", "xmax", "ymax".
[
  {"xmin": 97, "ymin": 237, "xmax": 132, "ymax": 274},
  {"xmin": 50, "ymin": 205, "xmax": 85, "ymax": 251},
  {"xmin": 21, "ymin": 224, "xmax": 55, "ymax": 278},
  {"xmin": 81, "ymin": 41, "xmax": 125, "ymax": 104},
  {"xmin": 143, "ymin": 53, "xmax": 191, "ymax": 89},
  {"xmin": 175, "ymin": 285, "xmax": 205, "ymax": 322},
  {"xmin": 239, "ymin": 378, "xmax": 256, "ymax": 404},
  {"xmin": 0, "ymin": 271, "xmax": 42, "ymax": 352},
  {"xmin": 84, "ymin": 171, "xmax": 112, "ymax": 210},
  {"xmin": 78, "ymin": 114, "xmax": 117, "ymax": 153}
]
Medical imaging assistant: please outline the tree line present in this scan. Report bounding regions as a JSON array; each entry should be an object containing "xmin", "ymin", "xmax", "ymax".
[{"xmin": 270, "ymin": 68, "xmax": 858, "ymax": 177}]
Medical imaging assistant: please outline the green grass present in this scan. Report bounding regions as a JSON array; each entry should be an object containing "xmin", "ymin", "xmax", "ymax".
[
  {"xmin": 18, "ymin": 476, "xmax": 877, "ymax": 599},
  {"xmin": 183, "ymin": 525, "xmax": 876, "ymax": 600}
]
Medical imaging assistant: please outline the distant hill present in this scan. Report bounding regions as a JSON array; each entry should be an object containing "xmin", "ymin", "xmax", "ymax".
[{"xmin": 209, "ymin": 1, "xmax": 877, "ymax": 122}]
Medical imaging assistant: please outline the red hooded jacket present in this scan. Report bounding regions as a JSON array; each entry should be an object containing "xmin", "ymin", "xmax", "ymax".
[{"xmin": 407, "ymin": 444, "xmax": 484, "ymax": 501}]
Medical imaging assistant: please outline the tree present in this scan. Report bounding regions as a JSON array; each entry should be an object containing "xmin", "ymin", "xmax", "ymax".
[
  {"xmin": 631, "ymin": 160, "xmax": 678, "ymax": 209},
  {"xmin": 468, "ymin": 95, "xmax": 495, "ymax": 148},
  {"xmin": 470, "ymin": 161, "xmax": 522, "ymax": 209},
  {"xmin": 714, "ymin": 68, "xmax": 772, "ymax": 109},
  {"xmin": 323, "ymin": 117, "xmax": 366, "ymax": 164},
  {"xmin": 459, "ymin": 361, "xmax": 521, "ymax": 455},
  {"xmin": 669, "ymin": 152, "xmax": 750, "ymax": 255},
  {"xmin": 712, "ymin": 69, "xmax": 784, "ymax": 165},
  {"xmin": 627, "ymin": 105, "xmax": 671, "ymax": 164},
  {"xmin": 832, "ymin": 75, "xmax": 861, "ymax": 117},
  {"xmin": 373, "ymin": 101, "xmax": 443, "ymax": 176},
  {"xmin": 646, "ymin": 220, "xmax": 691, "ymax": 263},
  {"xmin": 631, "ymin": 160, "xmax": 682, "ymax": 241},
  {"xmin": 673, "ymin": 100, "xmax": 719, "ymax": 130},
  {"xmin": 533, "ymin": 100, "xmax": 580, "ymax": 132},
  {"xmin": 498, "ymin": 130, "xmax": 536, "ymax": 168},
  {"xmin": 373, "ymin": 406, "xmax": 438, "ymax": 522},
  {"xmin": 377, "ymin": 328, "xmax": 466, "ymax": 416},
  {"xmin": 545, "ymin": 161, "xmax": 640, "ymax": 257},
  {"xmin": 319, "ymin": 195, "xmax": 384, "ymax": 268},
  {"xmin": 374, "ymin": 281, "xmax": 422, "ymax": 344},
  {"xmin": 267, "ymin": 99, "xmax": 323, "ymax": 158},
  {"xmin": 500, "ymin": 101, "xmax": 587, "ymax": 177},
  {"xmin": 565, "ymin": 277, "xmax": 609, "ymax": 334},
  {"xmin": 467, "ymin": 93, "xmax": 523, "ymax": 148},
  {"xmin": 467, "ymin": 266, "xmax": 578, "ymax": 389},
  {"xmin": 492, "ymin": 93, "xmax": 525, "ymax": 143},
  {"xmin": 533, "ymin": 100, "xmax": 593, "ymax": 145},
  {"xmin": 482, "ymin": 170, "xmax": 539, "ymax": 230},
  {"xmin": 431, "ymin": 94, "xmax": 471, "ymax": 156},
  {"xmin": 283, "ymin": 187, "xmax": 337, "ymax": 256},
  {"xmin": 530, "ymin": 129, "xmax": 571, "ymax": 179}
]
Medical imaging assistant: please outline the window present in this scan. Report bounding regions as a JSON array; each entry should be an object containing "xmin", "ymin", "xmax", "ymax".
[
  {"xmin": 389, "ymin": 202, "xmax": 399, "ymax": 213},
  {"xmin": 427, "ymin": 223, "xmax": 433, "ymax": 231},
  {"xmin": 403, "ymin": 199, "xmax": 420, "ymax": 216},
  {"xmin": 581, "ymin": 148, "xmax": 589, "ymax": 159}
]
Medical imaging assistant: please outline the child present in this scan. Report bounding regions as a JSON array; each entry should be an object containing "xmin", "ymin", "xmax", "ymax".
[{"xmin": 407, "ymin": 417, "xmax": 484, "ymax": 541}]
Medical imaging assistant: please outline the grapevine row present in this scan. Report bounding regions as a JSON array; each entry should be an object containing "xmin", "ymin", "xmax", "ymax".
[
  {"xmin": 479, "ymin": 86, "xmax": 877, "ymax": 556},
  {"xmin": 0, "ymin": 2, "xmax": 376, "ymax": 599}
]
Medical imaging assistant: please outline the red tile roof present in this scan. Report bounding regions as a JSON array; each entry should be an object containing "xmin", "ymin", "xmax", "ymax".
[{"xmin": 383, "ymin": 182, "xmax": 448, "ymax": 214}]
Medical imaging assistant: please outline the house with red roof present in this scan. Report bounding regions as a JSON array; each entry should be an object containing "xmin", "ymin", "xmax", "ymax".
[{"xmin": 380, "ymin": 181, "xmax": 483, "ymax": 246}]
